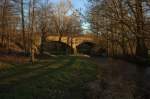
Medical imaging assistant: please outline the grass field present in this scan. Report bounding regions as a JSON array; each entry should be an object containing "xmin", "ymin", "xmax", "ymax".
[{"xmin": 0, "ymin": 56, "xmax": 97, "ymax": 99}]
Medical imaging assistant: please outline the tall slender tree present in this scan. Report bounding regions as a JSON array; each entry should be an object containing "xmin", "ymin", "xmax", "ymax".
[{"xmin": 21, "ymin": 0, "xmax": 26, "ymax": 53}]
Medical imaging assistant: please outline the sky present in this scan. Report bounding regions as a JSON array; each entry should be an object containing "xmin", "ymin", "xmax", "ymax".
[
  {"xmin": 72, "ymin": 0, "xmax": 86, "ymax": 9},
  {"xmin": 51, "ymin": 0, "xmax": 87, "ymax": 11},
  {"xmin": 46, "ymin": 0, "xmax": 89, "ymax": 33},
  {"xmin": 51, "ymin": 0, "xmax": 90, "ymax": 31}
]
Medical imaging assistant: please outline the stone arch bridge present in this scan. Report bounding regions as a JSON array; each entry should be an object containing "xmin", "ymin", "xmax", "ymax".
[{"xmin": 46, "ymin": 35, "xmax": 101, "ymax": 54}]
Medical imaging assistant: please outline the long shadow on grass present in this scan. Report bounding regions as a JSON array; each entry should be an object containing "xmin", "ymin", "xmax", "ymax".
[
  {"xmin": 0, "ymin": 57, "xmax": 95, "ymax": 99},
  {"xmin": 18, "ymin": 57, "xmax": 76, "ymax": 84},
  {"xmin": 0, "ymin": 60, "xmax": 58, "ymax": 81},
  {"xmin": 0, "ymin": 57, "xmax": 65, "ymax": 77},
  {"xmin": 0, "ymin": 57, "xmax": 76, "ymax": 86}
]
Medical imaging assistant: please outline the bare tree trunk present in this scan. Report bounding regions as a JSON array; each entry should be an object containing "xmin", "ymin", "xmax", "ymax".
[
  {"xmin": 21, "ymin": 0, "xmax": 26, "ymax": 54},
  {"xmin": 128, "ymin": 40, "xmax": 135, "ymax": 57},
  {"xmin": 1, "ymin": 0, "xmax": 7, "ymax": 47},
  {"xmin": 40, "ymin": 31, "xmax": 46, "ymax": 54},
  {"xmin": 58, "ymin": 32, "xmax": 63, "ymax": 42},
  {"xmin": 135, "ymin": 0, "xmax": 148, "ymax": 58},
  {"xmin": 29, "ymin": 0, "xmax": 35, "ymax": 63}
]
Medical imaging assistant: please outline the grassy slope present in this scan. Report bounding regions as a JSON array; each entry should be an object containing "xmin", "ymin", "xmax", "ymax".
[{"xmin": 0, "ymin": 56, "xmax": 97, "ymax": 99}]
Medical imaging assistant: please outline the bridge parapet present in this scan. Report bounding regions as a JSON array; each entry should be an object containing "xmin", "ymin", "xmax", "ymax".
[{"xmin": 46, "ymin": 35, "xmax": 100, "ymax": 54}]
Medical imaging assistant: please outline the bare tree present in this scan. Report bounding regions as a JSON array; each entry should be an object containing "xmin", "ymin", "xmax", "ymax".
[
  {"xmin": 20, "ymin": 0, "xmax": 26, "ymax": 53},
  {"xmin": 52, "ymin": 0, "xmax": 72, "ymax": 42},
  {"xmin": 0, "ymin": 0, "xmax": 20, "ymax": 51},
  {"xmin": 36, "ymin": 0, "xmax": 53, "ymax": 54},
  {"xmin": 88, "ymin": 0, "xmax": 149, "ymax": 58},
  {"xmin": 28, "ymin": 0, "xmax": 37, "ymax": 63}
]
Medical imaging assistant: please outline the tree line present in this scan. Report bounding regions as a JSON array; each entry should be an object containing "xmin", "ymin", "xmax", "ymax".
[
  {"xmin": 0, "ymin": 0, "xmax": 81, "ymax": 62},
  {"xmin": 0, "ymin": 0, "xmax": 150, "ymax": 63},
  {"xmin": 87, "ymin": 0, "xmax": 150, "ymax": 58}
]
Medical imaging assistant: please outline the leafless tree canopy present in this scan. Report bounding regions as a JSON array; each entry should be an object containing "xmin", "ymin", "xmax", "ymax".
[
  {"xmin": 0, "ymin": 0, "xmax": 82, "ymax": 62},
  {"xmin": 0, "ymin": 0, "xmax": 150, "ymax": 62},
  {"xmin": 88, "ymin": 0, "xmax": 150, "ymax": 57}
]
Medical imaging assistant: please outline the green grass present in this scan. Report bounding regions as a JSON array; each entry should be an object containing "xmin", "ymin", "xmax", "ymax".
[{"xmin": 0, "ymin": 56, "xmax": 97, "ymax": 99}]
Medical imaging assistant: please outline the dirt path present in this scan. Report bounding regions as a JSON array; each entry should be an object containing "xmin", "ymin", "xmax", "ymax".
[{"xmin": 86, "ymin": 57, "xmax": 150, "ymax": 99}]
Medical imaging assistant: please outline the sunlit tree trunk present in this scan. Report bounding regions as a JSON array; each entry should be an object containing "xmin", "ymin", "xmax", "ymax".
[
  {"xmin": 21, "ymin": 0, "xmax": 26, "ymax": 54},
  {"xmin": 30, "ymin": 0, "xmax": 36, "ymax": 63}
]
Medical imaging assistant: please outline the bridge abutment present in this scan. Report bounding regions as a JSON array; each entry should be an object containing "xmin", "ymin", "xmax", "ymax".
[{"xmin": 73, "ymin": 45, "xmax": 77, "ymax": 55}]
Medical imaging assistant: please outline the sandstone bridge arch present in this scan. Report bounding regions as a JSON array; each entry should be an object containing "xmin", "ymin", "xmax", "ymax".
[{"xmin": 45, "ymin": 35, "xmax": 100, "ymax": 54}]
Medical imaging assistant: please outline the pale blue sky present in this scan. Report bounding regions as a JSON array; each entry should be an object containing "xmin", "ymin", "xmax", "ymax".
[
  {"xmin": 72, "ymin": 0, "xmax": 86, "ymax": 9},
  {"xmin": 51, "ymin": 0, "xmax": 86, "ymax": 10},
  {"xmin": 50, "ymin": 0, "xmax": 90, "ymax": 32}
]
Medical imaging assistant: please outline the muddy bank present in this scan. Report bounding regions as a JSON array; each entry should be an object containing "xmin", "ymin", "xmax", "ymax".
[{"xmin": 85, "ymin": 57, "xmax": 150, "ymax": 99}]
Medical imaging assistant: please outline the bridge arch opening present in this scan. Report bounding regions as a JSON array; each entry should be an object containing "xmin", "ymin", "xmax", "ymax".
[
  {"xmin": 76, "ymin": 41, "xmax": 107, "ymax": 56},
  {"xmin": 76, "ymin": 42, "xmax": 96, "ymax": 55},
  {"xmin": 44, "ymin": 41, "xmax": 73, "ymax": 55}
]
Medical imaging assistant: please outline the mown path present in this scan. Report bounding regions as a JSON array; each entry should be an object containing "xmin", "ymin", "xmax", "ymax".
[{"xmin": 0, "ymin": 56, "xmax": 97, "ymax": 99}]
